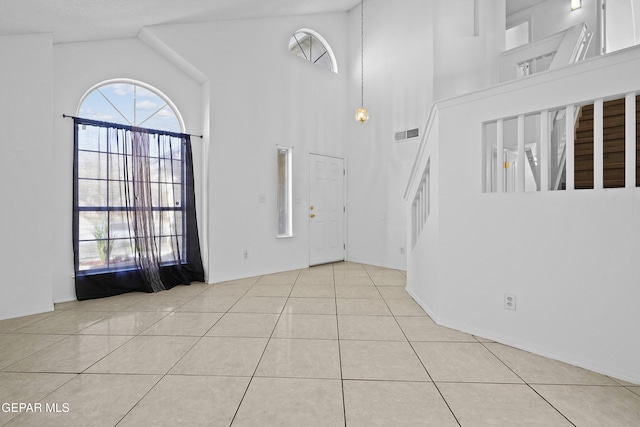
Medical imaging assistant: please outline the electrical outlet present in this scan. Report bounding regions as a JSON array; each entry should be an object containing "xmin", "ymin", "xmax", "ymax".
[
  {"xmin": 400, "ymin": 247, "xmax": 405, "ymax": 255},
  {"xmin": 242, "ymin": 250, "xmax": 248, "ymax": 260},
  {"xmin": 504, "ymin": 293, "xmax": 516, "ymax": 311},
  {"xmin": 258, "ymin": 193, "xmax": 266, "ymax": 203}
]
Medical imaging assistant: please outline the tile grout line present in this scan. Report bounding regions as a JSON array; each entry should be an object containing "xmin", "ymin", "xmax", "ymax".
[
  {"xmin": 104, "ymin": 278, "xmax": 258, "ymax": 426},
  {"xmin": 478, "ymin": 341, "xmax": 577, "ymax": 427},
  {"xmin": 4, "ymin": 372, "xmax": 79, "ymax": 426},
  {"xmin": 371, "ymin": 267, "xmax": 462, "ymax": 427},
  {"xmin": 7, "ymin": 264, "xmax": 636, "ymax": 425},
  {"xmin": 227, "ymin": 268, "xmax": 302, "ymax": 426},
  {"xmin": 89, "ymin": 283, "xmax": 237, "ymax": 426},
  {"xmin": 333, "ymin": 263, "xmax": 348, "ymax": 427}
]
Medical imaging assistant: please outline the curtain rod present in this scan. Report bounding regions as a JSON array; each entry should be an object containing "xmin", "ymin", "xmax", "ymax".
[{"xmin": 62, "ymin": 114, "xmax": 203, "ymax": 139}]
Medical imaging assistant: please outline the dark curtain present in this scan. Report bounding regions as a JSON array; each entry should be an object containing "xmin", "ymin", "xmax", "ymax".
[{"xmin": 73, "ymin": 118, "xmax": 204, "ymax": 300}]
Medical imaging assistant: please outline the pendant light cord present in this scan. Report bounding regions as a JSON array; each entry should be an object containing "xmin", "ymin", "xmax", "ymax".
[{"xmin": 360, "ymin": 0, "xmax": 364, "ymax": 107}]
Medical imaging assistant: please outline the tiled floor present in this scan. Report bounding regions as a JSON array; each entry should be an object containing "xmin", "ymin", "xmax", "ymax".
[{"xmin": 1, "ymin": 262, "xmax": 639, "ymax": 426}]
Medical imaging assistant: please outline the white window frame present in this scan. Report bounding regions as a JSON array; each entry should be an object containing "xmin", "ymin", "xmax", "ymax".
[
  {"xmin": 277, "ymin": 146, "xmax": 294, "ymax": 238},
  {"xmin": 288, "ymin": 28, "xmax": 338, "ymax": 73}
]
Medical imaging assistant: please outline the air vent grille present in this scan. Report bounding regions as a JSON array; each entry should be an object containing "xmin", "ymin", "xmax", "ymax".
[{"xmin": 394, "ymin": 127, "xmax": 420, "ymax": 142}]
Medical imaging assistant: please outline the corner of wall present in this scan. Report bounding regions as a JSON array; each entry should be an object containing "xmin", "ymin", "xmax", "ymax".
[{"xmin": 138, "ymin": 27, "xmax": 208, "ymax": 85}]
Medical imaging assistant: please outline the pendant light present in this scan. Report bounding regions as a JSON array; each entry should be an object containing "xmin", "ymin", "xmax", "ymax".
[{"xmin": 355, "ymin": 0, "xmax": 369, "ymax": 123}]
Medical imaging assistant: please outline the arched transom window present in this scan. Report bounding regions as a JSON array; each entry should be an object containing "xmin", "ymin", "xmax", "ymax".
[
  {"xmin": 288, "ymin": 29, "xmax": 338, "ymax": 73},
  {"xmin": 78, "ymin": 80, "xmax": 183, "ymax": 133}
]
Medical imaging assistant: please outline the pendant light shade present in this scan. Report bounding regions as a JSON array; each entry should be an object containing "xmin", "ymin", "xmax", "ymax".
[
  {"xmin": 356, "ymin": 0, "xmax": 369, "ymax": 123},
  {"xmin": 356, "ymin": 107, "xmax": 369, "ymax": 123}
]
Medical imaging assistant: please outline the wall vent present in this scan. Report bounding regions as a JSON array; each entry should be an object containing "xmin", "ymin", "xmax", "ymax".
[{"xmin": 394, "ymin": 127, "xmax": 420, "ymax": 142}]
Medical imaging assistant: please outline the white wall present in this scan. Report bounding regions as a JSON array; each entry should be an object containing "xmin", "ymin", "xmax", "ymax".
[
  {"xmin": 0, "ymin": 34, "xmax": 55, "ymax": 319},
  {"xmin": 605, "ymin": 0, "xmax": 640, "ymax": 52},
  {"xmin": 346, "ymin": 0, "xmax": 434, "ymax": 270},
  {"xmin": 145, "ymin": 13, "xmax": 350, "ymax": 282},
  {"xmin": 433, "ymin": 0, "xmax": 505, "ymax": 100},
  {"xmin": 508, "ymin": 0, "xmax": 599, "ymax": 57},
  {"xmin": 408, "ymin": 47, "xmax": 640, "ymax": 383},
  {"xmin": 346, "ymin": 0, "xmax": 502, "ymax": 271},
  {"xmin": 52, "ymin": 38, "xmax": 203, "ymax": 302}
]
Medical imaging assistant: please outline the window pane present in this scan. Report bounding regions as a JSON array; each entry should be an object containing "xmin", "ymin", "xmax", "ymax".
[
  {"xmin": 79, "ymin": 211, "xmax": 108, "ymax": 241},
  {"xmin": 152, "ymin": 210, "xmax": 181, "ymax": 237},
  {"xmin": 79, "ymin": 91, "xmax": 121, "ymax": 127},
  {"xmin": 148, "ymin": 137, "xmax": 160, "ymax": 157},
  {"xmin": 159, "ymin": 137, "xmax": 174, "ymax": 158},
  {"xmin": 173, "ymin": 160, "xmax": 183, "ymax": 182},
  {"xmin": 98, "ymin": 84, "xmax": 135, "ymax": 125},
  {"xmin": 310, "ymin": 37, "xmax": 327, "ymax": 64},
  {"xmin": 277, "ymin": 147, "xmax": 292, "ymax": 237},
  {"xmin": 141, "ymin": 107, "xmax": 181, "ymax": 134},
  {"xmin": 108, "ymin": 130, "xmax": 130, "ymax": 154},
  {"xmin": 171, "ymin": 140, "xmax": 182, "ymax": 160},
  {"xmin": 110, "ymin": 238, "xmax": 135, "ymax": 268},
  {"xmin": 78, "ymin": 240, "xmax": 107, "ymax": 271},
  {"xmin": 109, "ymin": 211, "xmax": 131, "ymax": 239},
  {"xmin": 290, "ymin": 33, "xmax": 310, "ymax": 60},
  {"xmin": 149, "ymin": 157, "xmax": 160, "ymax": 182},
  {"xmin": 108, "ymin": 153, "xmax": 131, "ymax": 181},
  {"xmin": 173, "ymin": 184, "xmax": 183, "ymax": 207},
  {"xmin": 161, "ymin": 183, "xmax": 173, "ymax": 207},
  {"xmin": 288, "ymin": 30, "xmax": 336, "ymax": 72},
  {"xmin": 159, "ymin": 158, "xmax": 182, "ymax": 183},
  {"xmin": 150, "ymin": 183, "xmax": 160, "ymax": 206},
  {"xmin": 108, "ymin": 180, "xmax": 129, "ymax": 207},
  {"xmin": 78, "ymin": 125, "xmax": 103, "ymax": 151},
  {"xmin": 315, "ymin": 53, "xmax": 333, "ymax": 72},
  {"xmin": 175, "ymin": 212, "xmax": 184, "ymax": 237},
  {"xmin": 158, "ymin": 236, "xmax": 179, "ymax": 263},
  {"xmin": 78, "ymin": 179, "xmax": 107, "ymax": 207},
  {"xmin": 78, "ymin": 151, "xmax": 107, "ymax": 179}
]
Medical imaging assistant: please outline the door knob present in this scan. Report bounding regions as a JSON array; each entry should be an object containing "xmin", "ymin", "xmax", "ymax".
[{"xmin": 310, "ymin": 214, "xmax": 316, "ymax": 218}]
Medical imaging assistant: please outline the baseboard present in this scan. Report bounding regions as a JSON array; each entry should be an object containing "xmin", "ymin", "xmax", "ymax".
[
  {"xmin": 53, "ymin": 295, "xmax": 78, "ymax": 304},
  {"xmin": 0, "ymin": 303, "xmax": 55, "ymax": 322},
  {"xmin": 406, "ymin": 287, "xmax": 640, "ymax": 385},
  {"xmin": 345, "ymin": 257, "xmax": 407, "ymax": 272}
]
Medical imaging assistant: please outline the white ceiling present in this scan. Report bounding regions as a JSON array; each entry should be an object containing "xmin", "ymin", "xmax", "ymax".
[
  {"xmin": 506, "ymin": 0, "xmax": 548, "ymax": 16},
  {"xmin": 0, "ymin": 0, "xmax": 362, "ymax": 43},
  {"xmin": 0, "ymin": 1, "xmax": 549, "ymax": 44}
]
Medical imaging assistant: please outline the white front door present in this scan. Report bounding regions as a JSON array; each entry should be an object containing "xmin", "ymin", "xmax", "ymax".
[{"xmin": 309, "ymin": 154, "xmax": 344, "ymax": 266}]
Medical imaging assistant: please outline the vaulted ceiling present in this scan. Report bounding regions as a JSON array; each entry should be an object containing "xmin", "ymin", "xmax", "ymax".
[
  {"xmin": 506, "ymin": 0, "xmax": 548, "ymax": 16},
  {"xmin": 1, "ymin": 1, "xmax": 547, "ymax": 44},
  {"xmin": 0, "ymin": 0, "xmax": 361, "ymax": 43}
]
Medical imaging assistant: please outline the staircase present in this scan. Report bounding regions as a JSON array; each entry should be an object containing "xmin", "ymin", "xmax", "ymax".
[{"xmin": 574, "ymin": 96, "xmax": 640, "ymax": 189}]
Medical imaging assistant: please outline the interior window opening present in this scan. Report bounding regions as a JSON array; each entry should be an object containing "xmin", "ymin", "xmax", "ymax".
[{"xmin": 288, "ymin": 29, "xmax": 338, "ymax": 73}]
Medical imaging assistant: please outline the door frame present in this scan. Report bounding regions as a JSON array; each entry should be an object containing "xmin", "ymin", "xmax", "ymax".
[{"xmin": 308, "ymin": 151, "xmax": 347, "ymax": 266}]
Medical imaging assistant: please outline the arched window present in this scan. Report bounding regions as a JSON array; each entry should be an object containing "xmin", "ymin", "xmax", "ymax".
[
  {"xmin": 78, "ymin": 79, "xmax": 183, "ymax": 133},
  {"xmin": 288, "ymin": 29, "xmax": 338, "ymax": 73},
  {"xmin": 73, "ymin": 80, "xmax": 203, "ymax": 299}
]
